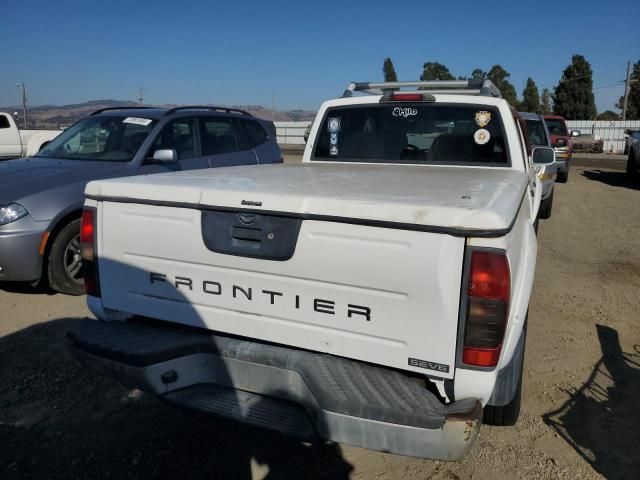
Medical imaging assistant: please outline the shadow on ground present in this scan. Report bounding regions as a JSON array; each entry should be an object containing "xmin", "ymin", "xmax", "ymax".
[
  {"xmin": 0, "ymin": 318, "xmax": 354, "ymax": 479},
  {"xmin": 543, "ymin": 324, "xmax": 640, "ymax": 479},
  {"xmin": 0, "ymin": 281, "xmax": 56, "ymax": 296},
  {"xmin": 581, "ymin": 169, "xmax": 640, "ymax": 191}
]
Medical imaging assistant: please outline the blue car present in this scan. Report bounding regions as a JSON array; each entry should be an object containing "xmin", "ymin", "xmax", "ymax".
[{"xmin": 0, "ymin": 106, "xmax": 282, "ymax": 294}]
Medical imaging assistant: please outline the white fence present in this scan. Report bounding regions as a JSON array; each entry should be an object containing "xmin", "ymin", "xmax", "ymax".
[
  {"xmin": 567, "ymin": 120, "xmax": 640, "ymax": 153},
  {"xmin": 276, "ymin": 120, "xmax": 640, "ymax": 153},
  {"xmin": 275, "ymin": 121, "xmax": 311, "ymax": 145}
]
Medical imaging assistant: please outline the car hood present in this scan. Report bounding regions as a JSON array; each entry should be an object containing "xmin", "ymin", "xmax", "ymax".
[{"xmin": 0, "ymin": 157, "xmax": 128, "ymax": 205}]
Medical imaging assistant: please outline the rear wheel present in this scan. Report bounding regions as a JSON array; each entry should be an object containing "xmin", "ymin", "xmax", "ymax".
[
  {"xmin": 483, "ymin": 372, "xmax": 522, "ymax": 426},
  {"xmin": 627, "ymin": 150, "xmax": 639, "ymax": 177},
  {"xmin": 483, "ymin": 322, "xmax": 527, "ymax": 426},
  {"xmin": 47, "ymin": 219, "xmax": 85, "ymax": 295},
  {"xmin": 538, "ymin": 189, "xmax": 554, "ymax": 220},
  {"xmin": 556, "ymin": 168, "xmax": 569, "ymax": 183}
]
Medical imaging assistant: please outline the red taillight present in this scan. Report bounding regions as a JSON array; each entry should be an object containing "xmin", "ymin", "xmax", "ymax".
[
  {"xmin": 80, "ymin": 208, "xmax": 100, "ymax": 297},
  {"xmin": 462, "ymin": 250, "xmax": 510, "ymax": 367},
  {"xmin": 469, "ymin": 251, "xmax": 510, "ymax": 301},
  {"xmin": 80, "ymin": 210, "xmax": 94, "ymax": 256},
  {"xmin": 390, "ymin": 93, "xmax": 424, "ymax": 101}
]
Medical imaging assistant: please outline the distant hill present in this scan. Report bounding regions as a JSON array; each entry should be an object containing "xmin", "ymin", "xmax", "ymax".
[{"xmin": 0, "ymin": 100, "xmax": 316, "ymax": 129}]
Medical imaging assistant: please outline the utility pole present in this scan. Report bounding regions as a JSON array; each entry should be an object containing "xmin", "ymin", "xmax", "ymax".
[
  {"xmin": 16, "ymin": 82, "xmax": 27, "ymax": 129},
  {"xmin": 622, "ymin": 61, "xmax": 631, "ymax": 121},
  {"xmin": 271, "ymin": 90, "xmax": 275, "ymax": 122},
  {"xmin": 138, "ymin": 86, "xmax": 144, "ymax": 105}
]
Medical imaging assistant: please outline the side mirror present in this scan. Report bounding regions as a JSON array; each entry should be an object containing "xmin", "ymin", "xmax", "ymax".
[
  {"xmin": 570, "ymin": 130, "xmax": 581, "ymax": 137},
  {"xmin": 152, "ymin": 149, "xmax": 178, "ymax": 163},
  {"xmin": 531, "ymin": 146, "xmax": 555, "ymax": 165}
]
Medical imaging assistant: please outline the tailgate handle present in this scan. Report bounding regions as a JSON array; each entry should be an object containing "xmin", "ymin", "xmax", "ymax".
[
  {"xmin": 202, "ymin": 211, "xmax": 301, "ymax": 261},
  {"xmin": 232, "ymin": 226, "xmax": 262, "ymax": 243}
]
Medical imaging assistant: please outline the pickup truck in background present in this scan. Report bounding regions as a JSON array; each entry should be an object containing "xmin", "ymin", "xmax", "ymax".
[
  {"xmin": 69, "ymin": 80, "xmax": 555, "ymax": 460},
  {"xmin": 0, "ymin": 111, "xmax": 61, "ymax": 160}
]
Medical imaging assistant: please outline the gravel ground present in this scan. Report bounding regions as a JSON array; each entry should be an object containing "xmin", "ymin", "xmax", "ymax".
[{"xmin": 1, "ymin": 166, "xmax": 639, "ymax": 479}]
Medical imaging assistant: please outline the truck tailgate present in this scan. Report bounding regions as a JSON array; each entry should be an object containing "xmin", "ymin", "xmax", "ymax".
[{"xmin": 97, "ymin": 201, "xmax": 465, "ymax": 378}]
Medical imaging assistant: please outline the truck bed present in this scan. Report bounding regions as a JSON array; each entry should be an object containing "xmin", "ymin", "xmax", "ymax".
[{"xmin": 85, "ymin": 163, "xmax": 528, "ymax": 235}]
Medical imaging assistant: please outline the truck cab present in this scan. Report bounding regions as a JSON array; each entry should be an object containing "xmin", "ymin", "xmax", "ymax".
[{"xmin": 0, "ymin": 111, "xmax": 61, "ymax": 160}]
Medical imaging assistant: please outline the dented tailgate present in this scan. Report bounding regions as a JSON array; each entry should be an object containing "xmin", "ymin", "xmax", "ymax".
[{"xmin": 97, "ymin": 201, "xmax": 465, "ymax": 378}]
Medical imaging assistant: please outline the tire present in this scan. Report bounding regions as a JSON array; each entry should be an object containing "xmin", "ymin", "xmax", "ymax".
[
  {"xmin": 47, "ymin": 219, "xmax": 85, "ymax": 295},
  {"xmin": 556, "ymin": 168, "xmax": 569, "ymax": 183},
  {"xmin": 483, "ymin": 322, "xmax": 527, "ymax": 426},
  {"xmin": 627, "ymin": 150, "xmax": 638, "ymax": 177},
  {"xmin": 538, "ymin": 188, "xmax": 554, "ymax": 220}
]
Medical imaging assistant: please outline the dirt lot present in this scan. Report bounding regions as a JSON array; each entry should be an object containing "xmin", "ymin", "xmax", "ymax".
[{"xmin": 1, "ymin": 166, "xmax": 639, "ymax": 480}]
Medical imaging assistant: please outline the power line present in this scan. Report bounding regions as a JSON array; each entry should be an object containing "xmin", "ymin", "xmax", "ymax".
[
  {"xmin": 593, "ymin": 82, "xmax": 624, "ymax": 90},
  {"xmin": 557, "ymin": 68, "xmax": 626, "ymax": 84}
]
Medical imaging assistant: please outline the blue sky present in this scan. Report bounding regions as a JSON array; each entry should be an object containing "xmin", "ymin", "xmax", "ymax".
[{"xmin": 1, "ymin": 0, "xmax": 638, "ymax": 113}]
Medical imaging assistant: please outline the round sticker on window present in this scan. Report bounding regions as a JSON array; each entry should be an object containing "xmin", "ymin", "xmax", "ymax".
[{"xmin": 474, "ymin": 128, "xmax": 491, "ymax": 145}]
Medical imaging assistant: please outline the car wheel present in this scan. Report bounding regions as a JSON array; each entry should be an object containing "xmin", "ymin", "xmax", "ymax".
[
  {"xmin": 538, "ymin": 189, "xmax": 554, "ymax": 220},
  {"xmin": 556, "ymin": 168, "xmax": 569, "ymax": 183},
  {"xmin": 483, "ymin": 322, "xmax": 527, "ymax": 427},
  {"xmin": 627, "ymin": 150, "xmax": 638, "ymax": 177},
  {"xmin": 47, "ymin": 219, "xmax": 85, "ymax": 295}
]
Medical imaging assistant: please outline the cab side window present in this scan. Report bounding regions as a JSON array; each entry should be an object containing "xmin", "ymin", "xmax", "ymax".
[
  {"xmin": 0, "ymin": 116, "xmax": 10, "ymax": 129},
  {"xmin": 152, "ymin": 118, "xmax": 199, "ymax": 160}
]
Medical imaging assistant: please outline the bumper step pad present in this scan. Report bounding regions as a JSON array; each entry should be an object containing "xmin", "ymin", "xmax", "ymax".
[
  {"xmin": 68, "ymin": 319, "xmax": 481, "ymax": 459},
  {"xmin": 165, "ymin": 384, "xmax": 318, "ymax": 439}
]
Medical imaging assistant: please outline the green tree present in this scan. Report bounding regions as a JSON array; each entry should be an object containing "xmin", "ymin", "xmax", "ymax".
[
  {"xmin": 596, "ymin": 110, "xmax": 620, "ymax": 120},
  {"xmin": 616, "ymin": 60, "xmax": 640, "ymax": 120},
  {"xmin": 420, "ymin": 62, "xmax": 455, "ymax": 81},
  {"xmin": 487, "ymin": 65, "xmax": 518, "ymax": 106},
  {"xmin": 553, "ymin": 54, "xmax": 597, "ymax": 119},
  {"xmin": 383, "ymin": 58, "xmax": 398, "ymax": 82},
  {"xmin": 471, "ymin": 68, "xmax": 487, "ymax": 80},
  {"xmin": 541, "ymin": 88, "xmax": 553, "ymax": 115},
  {"xmin": 520, "ymin": 77, "xmax": 541, "ymax": 113}
]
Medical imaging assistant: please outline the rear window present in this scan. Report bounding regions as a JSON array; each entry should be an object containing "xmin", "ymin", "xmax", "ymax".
[
  {"xmin": 525, "ymin": 120, "xmax": 548, "ymax": 146},
  {"xmin": 545, "ymin": 118, "xmax": 568, "ymax": 136},
  {"xmin": 312, "ymin": 104, "xmax": 509, "ymax": 165}
]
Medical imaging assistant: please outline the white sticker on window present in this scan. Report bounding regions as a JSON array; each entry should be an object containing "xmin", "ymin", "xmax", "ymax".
[
  {"xmin": 328, "ymin": 118, "xmax": 341, "ymax": 133},
  {"xmin": 392, "ymin": 107, "xmax": 417, "ymax": 118},
  {"xmin": 474, "ymin": 128, "xmax": 491, "ymax": 145},
  {"xmin": 123, "ymin": 117, "xmax": 152, "ymax": 126}
]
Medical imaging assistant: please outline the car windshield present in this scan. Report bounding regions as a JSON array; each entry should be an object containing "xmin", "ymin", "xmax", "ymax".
[
  {"xmin": 525, "ymin": 120, "xmax": 548, "ymax": 146},
  {"xmin": 36, "ymin": 116, "xmax": 156, "ymax": 162},
  {"xmin": 312, "ymin": 104, "xmax": 509, "ymax": 165},
  {"xmin": 544, "ymin": 119, "xmax": 568, "ymax": 136}
]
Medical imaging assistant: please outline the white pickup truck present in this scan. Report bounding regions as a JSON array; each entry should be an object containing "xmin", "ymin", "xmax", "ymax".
[
  {"xmin": 68, "ymin": 80, "xmax": 555, "ymax": 460},
  {"xmin": 0, "ymin": 111, "xmax": 61, "ymax": 160}
]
